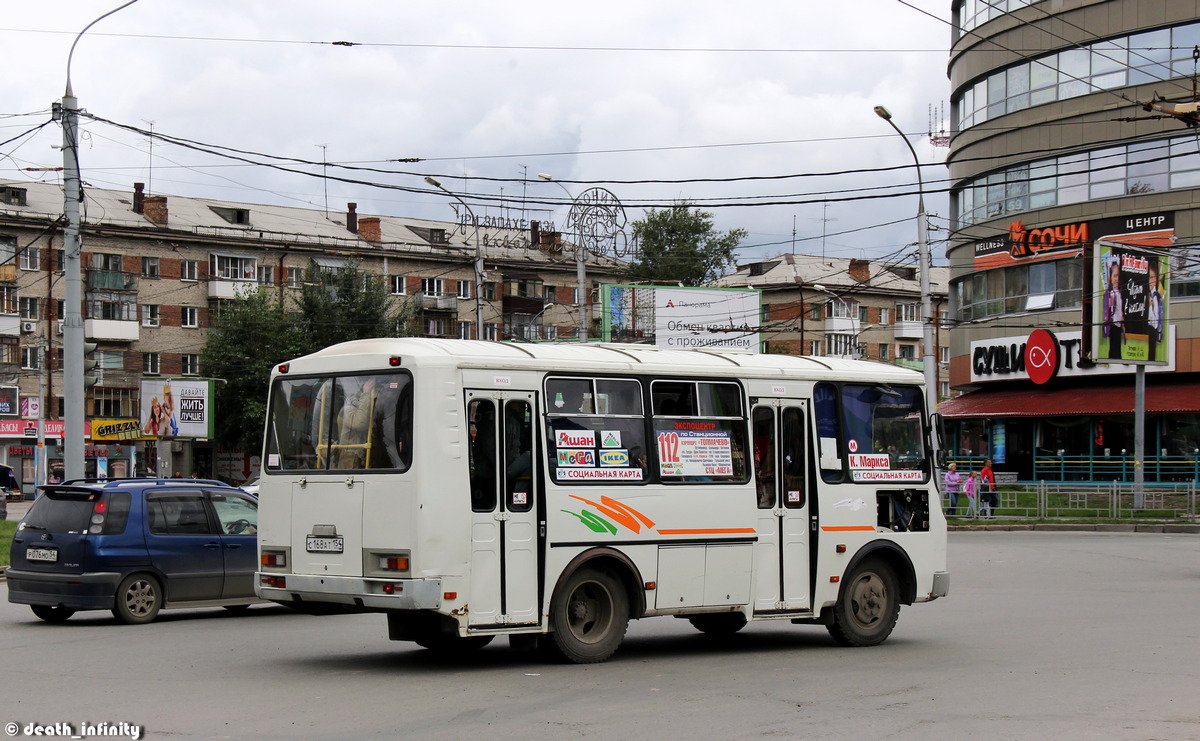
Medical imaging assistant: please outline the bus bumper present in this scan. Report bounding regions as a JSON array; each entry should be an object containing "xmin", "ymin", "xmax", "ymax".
[
  {"xmin": 929, "ymin": 571, "xmax": 950, "ymax": 599},
  {"xmin": 256, "ymin": 572, "xmax": 443, "ymax": 611}
]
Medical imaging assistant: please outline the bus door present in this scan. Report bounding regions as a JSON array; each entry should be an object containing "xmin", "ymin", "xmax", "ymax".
[
  {"xmin": 750, "ymin": 401, "xmax": 811, "ymax": 613},
  {"xmin": 465, "ymin": 391, "xmax": 540, "ymax": 628}
]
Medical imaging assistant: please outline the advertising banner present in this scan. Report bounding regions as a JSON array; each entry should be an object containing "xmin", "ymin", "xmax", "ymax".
[
  {"xmin": 1092, "ymin": 241, "xmax": 1170, "ymax": 365},
  {"xmin": 140, "ymin": 379, "xmax": 213, "ymax": 439}
]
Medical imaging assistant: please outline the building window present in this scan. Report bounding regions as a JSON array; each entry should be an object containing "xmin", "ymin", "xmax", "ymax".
[
  {"xmin": 212, "ymin": 254, "xmax": 256, "ymax": 280},
  {"xmin": 19, "ymin": 246, "xmax": 39, "ymax": 271},
  {"xmin": 940, "ymin": 346, "xmax": 950, "ymax": 364},
  {"xmin": 19, "ymin": 297, "xmax": 38, "ymax": 320},
  {"xmin": 0, "ymin": 286, "xmax": 16, "ymax": 315},
  {"xmin": 458, "ymin": 321, "xmax": 472, "ymax": 340},
  {"xmin": 457, "ymin": 280, "xmax": 472, "ymax": 299},
  {"xmin": 954, "ymin": 21, "xmax": 1200, "ymax": 131},
  {"xmin": 898, "ymin": 303, "xmax": 920, "ymax": 323},
  {"xmin": 389, "ymin": 275, "xmax": 407, "ymax": 295},
  {"xmin": 808, "ymin": 340, "xmax": 822, "ymax": 355},
  {"xmin": 141, "ymin": 257, "xmax": 160, "ymax": 277},
  {"xmin": 858, "ymin": 304, "xmax": 869, "ymax": 323},
  {"xmin": 879, "ymin": 343, "xmax": 890, "ymax": 361},
  {"xmin": 180, "ymin": 260, "xmax": 198, "ymax": 282},
  {"xmin": 286, "ymin": 267, "xmax": 306, "ymax": 288},
  {"xmin": 257, "ymin": 265, "xmax": 274, "ymax": 285},
  {"xmin": 181, "ymin": 354, "xmax": 200, "ymax": 375},
  {"xmin": 484, "ymin": 323, "xmax": 498, "ymax": 341},
  {"xmin": 483, "ymin": 282, "xmax": 498, "ymax": 301},
  {"xmin": 20, "ymin": 347, "xmax": 41, "ymax": 370},
  {"xmin": 87, "ymin": 294, "xmax": 136, "ymax": 321},
  {"xmin": 955, "ymin": 259, "xmax": 1083, "ymax": 322},
  {"xmin": 181, "ymin": 307, "xmax": 198, "ymax": 328},
  {"xmin": 142, "ymin": 352, "xmax": 160, "ymax": 375},
  {"xmin": 544, "ymin": 325, "xmax": 558, "ymax": 341},
  {"xmin": 879, "ymin": 307, "xmax": 890, "ymax": 325},
  {"xmin": 898, "ymin": 344, "xmax": 916, "ymax": 360},
  {"xmin": 95, "ymin": 350, "xmax": 124, "ymax": 370},
  {"xmin": 142, "ymin": 304, "xmax": 160, "ymax": 327},
  {"xmin": 425, "ymin": 317, "xmax": 448, "ymax": 336},
  {"xmin": 826, "ymin": 333, "xmax": 859, "ymax": 358},
  {"xmin": 543, "ymin": 285, "xmax": 557, "ymax": 303},
  {"xmin": 0, "ymin": 186, "xmax": 28, "ymax": 206},
  {"xmin": 512, "ymin": 279, "xmax": 542, "ymax": 298},
  {"xmin": 92, "ymin": 387, "xmax": 137, "ymax": 417},
  {"xmin": 421, "ymin": 278, "xmax": 444, "ymax": 297}
]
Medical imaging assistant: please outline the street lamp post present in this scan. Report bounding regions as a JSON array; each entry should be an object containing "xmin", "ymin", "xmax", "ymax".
[
  {"xmin": 537, "ymin": 174, "xmax": 589, "ymax": 341},
  {"xmin": 58, "ymin": 0, "xmax": 139, "ymax": 481},
  {"xmin": 424, "ymin": 177, "xmax": 484, "ymax": 340},
  {"xmin": 874, "ymin": 105, "xmax": 937, "ymax": 417}
]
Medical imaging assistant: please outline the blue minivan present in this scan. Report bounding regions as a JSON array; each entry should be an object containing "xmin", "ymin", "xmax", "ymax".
[{"xmin": 8, "ymin": 478, "xmax": 259, "ymax": 624}]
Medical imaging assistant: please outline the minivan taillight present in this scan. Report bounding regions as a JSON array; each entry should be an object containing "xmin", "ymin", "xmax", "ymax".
[{"xmin": 89, "ymin": 500, "xmax": 107, "ymax": 534}]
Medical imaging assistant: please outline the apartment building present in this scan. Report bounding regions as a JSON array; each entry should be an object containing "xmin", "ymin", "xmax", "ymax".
[{"xmin": 0, "ymin": 180, "xmax": 622, "ymax": 488}]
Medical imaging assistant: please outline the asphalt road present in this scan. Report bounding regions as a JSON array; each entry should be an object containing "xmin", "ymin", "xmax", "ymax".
[{"xmin": 2, "ymin": 531, "xmax": 1198, "ymax": 741}]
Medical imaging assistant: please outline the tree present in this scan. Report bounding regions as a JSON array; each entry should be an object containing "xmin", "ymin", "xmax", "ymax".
[
  {"xmin": 201, "ymin": 288, "xmax": 307, "ymax": 454},
  {"xmin": 201, "ymin": 259, "xmax": 414, "ymax": 454},
  {"xmin": 296, "ymin": 259, "xmax": 412, "ymax": 352},
  {"xmin": 625, "ymin": 202, "xmax": 746, "ymax": 286}
]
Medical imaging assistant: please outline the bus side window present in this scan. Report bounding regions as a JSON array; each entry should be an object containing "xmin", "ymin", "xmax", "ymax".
[
  {"xmin": 781, "ymin": 407, "xmax": 806, "ymax": 508},
  {"xmin": 752, "ymin": 407, "xmax": 776, "ymax": 508},
  {"xmin": 505, "ymin": 400, "xmax": 534, "ymax": 512},
  {"xmin": 469, "ymin": 399, "xmax": 498, "ymax": 512}
]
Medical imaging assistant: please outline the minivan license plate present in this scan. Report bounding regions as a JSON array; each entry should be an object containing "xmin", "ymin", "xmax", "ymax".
[
  {"xmin": 306, "ymin": 536, "xmax": 344, "ymax": 553},
  {"xmin": 26, "ymin": 547, "xmax": 58, "ymax": 563}
]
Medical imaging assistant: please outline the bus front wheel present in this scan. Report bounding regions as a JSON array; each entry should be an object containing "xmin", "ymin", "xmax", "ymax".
[
  {"xmin": 827, "ymin": 558, "xmax": 900, "ymax": 647},
  {"xmin": 550, "ymin": 567, "xmax": 629, "ymax": 664}
]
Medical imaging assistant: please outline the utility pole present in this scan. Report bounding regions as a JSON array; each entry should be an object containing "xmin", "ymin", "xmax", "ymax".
[
  {"xmin": 425, "ymin": 177, "xmax": 484, "ymax": 339},
  {"xmin": 59, "ymin": 0, "xmax": 139, "ymax": 480}
]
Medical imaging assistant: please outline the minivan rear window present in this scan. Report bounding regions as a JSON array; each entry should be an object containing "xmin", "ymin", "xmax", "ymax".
[{"xmin": 21, "ymin": 490, "xmax": 98, "ymax": 534}]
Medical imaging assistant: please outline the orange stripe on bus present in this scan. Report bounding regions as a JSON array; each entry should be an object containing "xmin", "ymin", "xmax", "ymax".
[
  {"xmin": 656, "ymin": 528, "xmax": 757, "ymax": 535},
  {"xmin": 821, "ymin": 526, "xmax": 877, "ymax": 532}
]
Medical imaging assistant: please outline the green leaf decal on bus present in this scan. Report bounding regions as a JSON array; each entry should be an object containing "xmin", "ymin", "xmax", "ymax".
[{"xmin": 562, "ymin": 509, "xmax": 618, "ymax": 535}]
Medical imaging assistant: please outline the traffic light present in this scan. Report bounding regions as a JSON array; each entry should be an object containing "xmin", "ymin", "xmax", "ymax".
[{"xmin": 83, "ymin": 341, "xmax": 99, "ymax": 390}]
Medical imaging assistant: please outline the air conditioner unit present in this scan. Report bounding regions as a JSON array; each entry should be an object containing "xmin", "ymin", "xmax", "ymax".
[
  {"xmin": 20, "ymin": 321, "xmax": 35, "ymax": 334},
  {"xmin": 56, "ymin": 320, "xmax": 64, "ymax": 335}
]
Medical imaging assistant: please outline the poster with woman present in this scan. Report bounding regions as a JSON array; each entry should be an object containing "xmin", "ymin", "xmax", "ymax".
[
  {"xmin": 140, "ymin": 379, "xmax": 213, "ymax": 438},
  {"xmin": 1093, "ymin": 241, "xmax": 1169, "ymax": 365}
]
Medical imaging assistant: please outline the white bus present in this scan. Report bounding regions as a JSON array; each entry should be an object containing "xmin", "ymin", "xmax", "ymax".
[{"xmin": 255, "ymin": 338, "xmax": 948, "ymax": 663}]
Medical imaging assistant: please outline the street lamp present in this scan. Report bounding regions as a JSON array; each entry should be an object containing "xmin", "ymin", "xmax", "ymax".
[
  {"xmin": 874, "ymin": 105, "xmax": 937, "ymax": 417},
  {"xmin": 58, "ymin": 0, "xmax": 139, "ymax": 481},
  {"xmin": 424, "ymin": 176, "xmax": 484, "ymax": 340},
  {"xmin": 538, "ymin": 173, "xmax": 589, "ymax": 340}
]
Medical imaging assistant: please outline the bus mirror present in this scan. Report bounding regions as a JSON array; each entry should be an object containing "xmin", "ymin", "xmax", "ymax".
[{"xmin": 930, "ymin": 412, "xmax": 947, "ymax": 467}]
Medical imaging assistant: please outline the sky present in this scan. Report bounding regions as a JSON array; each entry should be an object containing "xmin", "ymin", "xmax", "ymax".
[{"xmin": 1, "ymin": 0, "xmax": 954, "ymax": 269}]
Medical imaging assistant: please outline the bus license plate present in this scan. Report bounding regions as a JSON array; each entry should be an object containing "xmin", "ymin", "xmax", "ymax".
[
  {"xmin": 306, "ymin": 536, "xmax": 344, "ymax": 554},
  {"xmin": 26, "ymin": 547, "xmax": 58, "ymax": 563}
]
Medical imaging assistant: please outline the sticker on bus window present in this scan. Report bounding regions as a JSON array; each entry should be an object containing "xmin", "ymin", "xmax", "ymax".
[
  {"xmin": 848, "ymin": 454, "xmax": 892, "ymax": 470},
  {"xmin": 851, "ymin": 470, "xmax": 924, "ymax": 482},
  {"xmin": 555, "ymin": 468, "xmax": 644, "ymax": 481},
  {"xmin": 656, "ymin": 429, "xmax": 734, "ymax": 477},
  {"xmin": 600, "ymin": 430, "xmax": 622, "ymax": 448},
  {"xmin": 512, "ymin": 491, "xmax": 528, "ymax": 506},
  {"xmin": 556, "ymin": 430, "xmax": 596, "ymax": 448},
  {"xmin": 598, "ymin": 450, "xmax": 630, "ymax": 467},
  {"xmin": 787, "ymin": 490, "xmax": 802, "ymax": 503},
  {"xmin": 557, "ymin": 449, "xmax": 596, "ymax": 467}
]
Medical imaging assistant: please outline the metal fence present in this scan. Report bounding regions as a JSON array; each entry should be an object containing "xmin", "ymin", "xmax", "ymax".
[
  {"xmin": 944, "ymin": 481, "xmax": 1198, "ymax": 520},
  {"xmin": 948, "ymin": 453, "xmax": 1200, "ymax": 485}
]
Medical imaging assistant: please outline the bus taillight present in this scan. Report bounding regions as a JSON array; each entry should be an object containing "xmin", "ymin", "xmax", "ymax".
[
  {"xmin": 260, "ymin": 575, "xmax": 287, "ymax": 589},
  {"xmin": 261, "ymin": 551, "xmax": 287, "ymax": 568},
  {"xmin": 380, "ymin": 556, "xmax": 409, "ymax": 571}
]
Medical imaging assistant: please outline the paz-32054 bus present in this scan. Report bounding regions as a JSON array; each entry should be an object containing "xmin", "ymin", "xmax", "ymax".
[{"xmin": 255, "ymin": 338, "xmax": 948, "ymax": 663}]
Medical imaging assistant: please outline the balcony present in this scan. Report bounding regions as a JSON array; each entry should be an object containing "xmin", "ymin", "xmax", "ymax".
[
  {"xmin": 893, "ymin": 320, "xmax": 922, "ymax": 339},
  {"xmin": 86, "ymin": 270, "xmax": 138, "ymax": 292},
  {"xmin": 416, "ymin": 294, "xmax": 458, "ymax": 312},
  {"xmin": 85, "ymin": 318, "xmax": 139, "ymax": 342},
  {"xmin": 208, "ymin": 278, "xmax": 257, "ymax": 299},
  {"xmin": 0, "ymin": 264, "xmax": 16, "ymax": 283},
  {"xmin": 0, "ymin": 314, "xmax": 20, "ymax": 337}
]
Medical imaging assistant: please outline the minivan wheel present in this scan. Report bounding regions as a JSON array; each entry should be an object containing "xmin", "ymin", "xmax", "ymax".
[
  {"xmin": 112, "ymin": 573, "xmax": 162, "ymax": 624},
  {"xmin": 31, "ymin": 604, "xmax": 75, "ymax": 622}
]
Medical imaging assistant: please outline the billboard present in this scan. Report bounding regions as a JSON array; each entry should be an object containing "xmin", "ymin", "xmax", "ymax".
[
  {"xmin": 140, "ymin": 379, "xmax": 214, "ymax": 439},
  {"xmin": 1092, "ymin": 241, "xmax": 1169, "ymax": 365},
  {"xmin": 602, "ymin": 285, "xmax": 761, "ymax": 352}
]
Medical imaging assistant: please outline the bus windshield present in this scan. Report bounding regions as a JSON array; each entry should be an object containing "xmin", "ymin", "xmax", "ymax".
[
  {"xmin": 264, "ymin": 372, "xmax": 413, "ymax": 472},
  {"xmin": 815, "ymin": 382, "xmax": 928, "ymax": 481}
]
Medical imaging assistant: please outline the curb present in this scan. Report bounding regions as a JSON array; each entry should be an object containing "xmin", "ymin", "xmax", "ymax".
[{"xmin": 950, "ymin": 523, "xmax": 1200, "ymax": 533}]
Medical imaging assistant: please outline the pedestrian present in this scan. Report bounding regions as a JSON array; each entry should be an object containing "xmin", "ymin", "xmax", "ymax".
[
  {"xmin": 944, "ymin": 462, "xmax": 962, "ymax": 516},
  {"xmin": 963, "ymin": 470, "xmax": 979, "ymax": 518},
  {"xmin": 979, "ymin": 458, "xmax": 997, "ymax": 518}
]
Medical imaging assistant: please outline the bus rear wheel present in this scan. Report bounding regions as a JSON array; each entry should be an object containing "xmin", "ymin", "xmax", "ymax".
[
  {"xmin": 827, "ymin": 558, "xmax": 900, "ymax": 647},
  {"xmin": 550, "ymin": 567, "xmax": 629, "ymax": 664}
]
